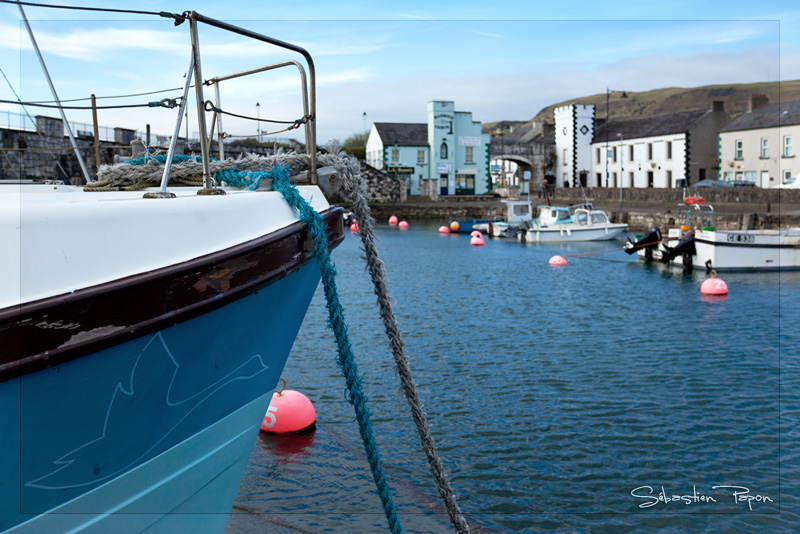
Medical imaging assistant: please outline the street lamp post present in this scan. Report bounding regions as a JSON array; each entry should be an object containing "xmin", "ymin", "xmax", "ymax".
[
  {"xmin": 256, "ymin": 102, "xmax": 260, "ymax": 137},
  {"xmin": 606, "ymin": 88, "xmax": 628, "ymax": 188},
  {"xmin": 617, "ymin": 132, "xmax": 624, "ymax": 207}
]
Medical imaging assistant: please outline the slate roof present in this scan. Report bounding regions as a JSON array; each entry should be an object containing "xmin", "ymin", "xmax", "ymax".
[
  {"xmin": 373, "ymin": 122, "xmax": 428, "ymax": 146},
  {"xmin": 593, "ymin": 109, "xmax": 710, "ymax": 142},
  {"xmin": 720, "ymin": 100, "xmax": 800, "ymax": 132}
]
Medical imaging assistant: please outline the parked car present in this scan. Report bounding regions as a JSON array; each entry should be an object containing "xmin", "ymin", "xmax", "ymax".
[
  {"xmin": 693, "ymin": 179, "xmax": 733, "ymax": 188},
  {"xmin": 730, "ymin": 181, "xmax": 758, "ymax": 188}
]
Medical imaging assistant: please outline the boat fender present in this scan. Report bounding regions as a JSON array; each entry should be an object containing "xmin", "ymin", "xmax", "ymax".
[{"xmin": 261, "ymin": 380, "xmax": 316, "ymax": 434}]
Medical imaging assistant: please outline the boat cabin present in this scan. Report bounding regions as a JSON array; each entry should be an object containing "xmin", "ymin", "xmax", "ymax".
[
  {"xmin": 501, "ymin": 199, "xmax": 533, "ymax": 223},
  {"xmin": 534, "ymin": 206, "xmax": 573, "ymax": 227},
  {"xmin": 574, "ymin": 209, "xmax": 610, "ymax": 226}
]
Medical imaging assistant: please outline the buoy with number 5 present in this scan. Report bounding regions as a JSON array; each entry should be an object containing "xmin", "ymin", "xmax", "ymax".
[{"xmin": 261, "ymin": 378, "xmax": 316, "ymax": 434}]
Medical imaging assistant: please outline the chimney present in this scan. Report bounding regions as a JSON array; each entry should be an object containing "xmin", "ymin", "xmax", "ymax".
[
  {"xmin": 712, "ymin": 100, "xmax": 725, "ymax": 113},
  {"xmin": 748, "ymin": 94, "xmax": 769, "ymax": 112}
]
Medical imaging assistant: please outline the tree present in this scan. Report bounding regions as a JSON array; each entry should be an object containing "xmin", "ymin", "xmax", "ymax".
[{"xmin": 341, "ymin": 132, "xmax": 367, "ymax": 160}]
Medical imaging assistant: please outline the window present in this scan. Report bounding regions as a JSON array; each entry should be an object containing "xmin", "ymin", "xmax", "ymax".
[
  {"xmin": 391, "ymin": 148, "xmax": 400, "ymax": 164},
  {"xmin": 761, "ymin": 137, "xmax": 769, "ymax": 158},
  {"xmin": 612, "ymin": 172, "xmax": 617, "ymax": 186},
  {"xmin": 577, "ymin": 212, "xmax": 588, "ymax": 225},
  {"xmin": 628, "ymin": 145, "xmax": 634, "ymax": 161},
  {"xmin": 465, "ymin": 146, "xmax": 474, "ymax": 163},
  {"xmin": 666, "ymin": 141, "xmax": 672, "ymax": 159},
  {"xmin": 591, "ymin": 212, "xmax": 608, "ymax": 224},
  {"xmin": 612, "ymin": 147, "xmax": 617, "ymax": 163},
  {"xmin": 596, "ymin": 172, "xmax": 602, "ymax": 185},
  {"xmin": 440, "ymin": 142, "xmax": 448, "ymax": 159},
  {"xmin": 784, "ymin": 136, "xmax": 793, "ymax": 157},
  {"xmin": 744, "ymin": 171, "xmax": 757, "ymax": 183},
  {"xmin": 417, "ymin": 149, "xmax": 426, "ymax": 164},
  {"xmin": 735, "ymin": 140, "xmax": 743, "ymax": 160},
  {"xmin": 723, "ymin": 171, "xmax": 733, "ymax": 181},
  {"xmin": 647, "ymin": 143, "xmax": 653, "ymax": 160},
  {"xmin": 667, "ymin": 170, "xmax": 672, "ymax": 186},
  {"xmin": 563, "ymin": 148, "xmax": 568, "ymax": 166},
  {"xmin": 785, "ymin": 170, "xmax": 793, "ymax": 183},
  {"xmin": 596, "ymin": 147, "xmax": 601, "ymax": 163},
  {"xmin": 628, "ymin": 171, "xmax": 634, "ymax": 187}
]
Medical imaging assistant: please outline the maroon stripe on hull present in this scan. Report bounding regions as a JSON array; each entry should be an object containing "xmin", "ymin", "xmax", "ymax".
[{"xmin": 0, "ymin": 207, "xmax": 344, "ymax": 383}]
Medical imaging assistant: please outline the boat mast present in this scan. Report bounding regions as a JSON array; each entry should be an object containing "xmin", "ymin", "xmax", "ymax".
[{"xmin": 18, "ymin": 3, "xmax": 92, "ymax": 184}]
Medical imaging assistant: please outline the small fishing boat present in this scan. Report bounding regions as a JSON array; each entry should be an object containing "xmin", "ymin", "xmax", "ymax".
[
  {"xmin": 483, "ymin": 198, "xmax": 533, "ymax": 238},
  {"xmin": 517, "ymin": 204, "xmax": 627, "ymax": 243},
  {"xmin": 1, "ymin": 9, "xmax": 345, "ymax": 533},
  {"xmin": 625, "ymin": 199, "xmax": 800, "ymax": 271},
  {"xmin": 694, "ymin": 228, "xmax": 800, "ymax": 271}
]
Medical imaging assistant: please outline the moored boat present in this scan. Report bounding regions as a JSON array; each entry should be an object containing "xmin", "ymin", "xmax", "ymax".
[
  {"xmin": 694, "ymin": 228, "xmax": 800, "ymax": 271},
  {"xmin": 1, "ymin": 9, "xmax": 346, "ymax": 533},
  {"xmin": 517, "ymin": 205, "xmax": 627, "ymax": 243}
]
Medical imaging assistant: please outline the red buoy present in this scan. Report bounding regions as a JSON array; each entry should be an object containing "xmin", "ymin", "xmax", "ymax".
[
  {"xmin": 438, "ymin": 225, "xmax": 451, "ymax": 234},
  {"xmin": 701, "ymin": 273, "xmax": 728, "ymax": 296},
  {"xmin": 261, "ymin": 389, "xmax": 316, "ymax": 434},
  {"xmin": 388, "ymin": 215, "xmax": 398, "ymax": 226},
  {"xmin": 549, "ymin": 255, "xmax": 567, "ymax": 266},
  {"xmin": 349, "ymin": 222, "xmax": 359, "ymax": 233},
  {"xmin": 470, "ymin": 235, "xmax": 484, "ymax": 246},
  {"xmin": 398, "ymin": 220, "xmax": 409, "ymax": 229}
]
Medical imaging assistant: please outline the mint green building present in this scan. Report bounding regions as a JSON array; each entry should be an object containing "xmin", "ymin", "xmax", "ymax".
[{"xmin": 366, "ymin": 100, "xmax": 491, "ymax": 196}]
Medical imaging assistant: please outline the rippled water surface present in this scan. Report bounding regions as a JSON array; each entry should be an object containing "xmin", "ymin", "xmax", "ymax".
[{"xmin": 227, "ymin": 220, "xmax": 799, "ymax": 533}]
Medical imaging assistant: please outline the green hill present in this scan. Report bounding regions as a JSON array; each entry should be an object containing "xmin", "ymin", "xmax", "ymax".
[{"xmin": 483, "ymin": 80, "xmax": 800, "ymax": 132}]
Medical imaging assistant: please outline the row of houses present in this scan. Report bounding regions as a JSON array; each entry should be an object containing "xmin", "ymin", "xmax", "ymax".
[{"xmin": 366, "ymin": 94, "xmax": 800, "ymax": 197}]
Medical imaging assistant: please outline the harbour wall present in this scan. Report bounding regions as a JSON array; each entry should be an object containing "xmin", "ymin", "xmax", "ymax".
[{"xmin": 367, "ymin": 188, "xmax": 800, "ymax": 232}]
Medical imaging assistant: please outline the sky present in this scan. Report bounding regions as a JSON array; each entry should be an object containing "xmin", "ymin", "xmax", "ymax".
[{"xmin": 0, "ymin": 0, "xmax": 798, "ymax": 146}]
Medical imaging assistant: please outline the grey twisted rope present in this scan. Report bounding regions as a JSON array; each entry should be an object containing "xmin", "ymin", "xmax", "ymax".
[{"xmin": 331, "ymin": 149, "xmax": 471, "ymax": 534}]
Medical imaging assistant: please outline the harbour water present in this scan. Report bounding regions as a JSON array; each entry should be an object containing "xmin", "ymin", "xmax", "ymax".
[{"xmin": 227, "ymin": 220, "xmax": 799, "ymax": 533}]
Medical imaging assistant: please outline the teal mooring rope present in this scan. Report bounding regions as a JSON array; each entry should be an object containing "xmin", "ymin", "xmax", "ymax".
[{"xmin": 269, "ymin": 164, "xmax": 404, "ymax": 534}]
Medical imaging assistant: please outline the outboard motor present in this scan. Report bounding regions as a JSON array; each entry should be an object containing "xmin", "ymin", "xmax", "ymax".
[
  {"xmin": 660, "ymin": 232, "xmax": 696, "ymax": 269},
  {"xmin": 623, "ymin": 227, "xmax": 662, "ymax": 261}
]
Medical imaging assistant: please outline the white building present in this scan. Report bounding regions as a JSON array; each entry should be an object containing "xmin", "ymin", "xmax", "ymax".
[
  {"xmin": 555, "ymin": 101, "xmax": 729, "ymax": 188},
  {"xmin": 366, "ymin": 100, "xmax": 491, "ymax": 196},
  {"xmin": 718, "ymin": 96, "xmax": 800, "ymax": 187},
  {"xmin": 554, "ymin": 104, "xmax": 595, "ymax": 188}
]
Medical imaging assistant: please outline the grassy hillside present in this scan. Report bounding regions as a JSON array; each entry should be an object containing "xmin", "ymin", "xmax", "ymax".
[
  {"xmin": 533, "ymin": 80, "xmax": 800, "ymax": 123},
  {"xmin": 483, "ymin": 80, "xmax": 800, "ymax": 132}
]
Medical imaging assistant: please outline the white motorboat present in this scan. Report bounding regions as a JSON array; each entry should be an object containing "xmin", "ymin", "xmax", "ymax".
[{"xmin": 517, "ymin": 205, "xmax": 627, "ymax": 243}]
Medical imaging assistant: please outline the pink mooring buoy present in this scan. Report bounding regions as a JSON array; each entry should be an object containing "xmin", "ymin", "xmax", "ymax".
[
  {"xmin": 349, "ymin": 223, "xmax": 359, "ymax": 233},
  {"xmin": 548, "ymin": 255, "xmax": 567, "ymax": 266},
  {"xmin": 398, "ymin": 220, "xmax": 409, "ymax": 229},
  {"xmin": 261, "ymin": 382, "xmax": 316, "ymax": 434},
  {"xmin": 388, "ymin": 215, "xmax": 398, "ymax": 226},
  {"xmin": 470, "ymin": 230, "xmax": 482, "ymax": 238},
  {"xmin": 701, "ymin": 272, "xmax": 728, "ymax": 295},
  {"xmin": 470, "ymin": 235, "xmax": 485, "ymax": 246},
  {"xmin": 438, "ymin": 225, "xmax": 451, "ymax": 234}
]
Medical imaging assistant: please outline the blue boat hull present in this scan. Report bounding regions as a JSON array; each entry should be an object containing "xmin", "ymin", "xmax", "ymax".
[{"xmin": 1, "ymin": 262, "xmax": 320, "ymax": 533}]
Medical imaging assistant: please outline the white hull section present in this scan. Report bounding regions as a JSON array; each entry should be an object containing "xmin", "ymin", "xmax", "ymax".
[
  {"xmin": 520, "ymin": 223, "xmax": 627, "ymax": 243},
  {"xmin": 694, "ymin": 229, "xmax": 800, "ymax": 271}
]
